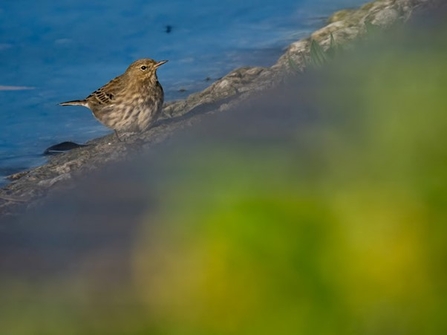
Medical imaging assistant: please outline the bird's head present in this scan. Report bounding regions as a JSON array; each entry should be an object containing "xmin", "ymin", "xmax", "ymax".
[{"xmin": 125, "ymin": 58, "xmax": 168, "ymax": 82}]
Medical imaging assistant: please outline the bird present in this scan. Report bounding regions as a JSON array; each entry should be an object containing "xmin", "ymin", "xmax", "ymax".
[{"xmin": 59, "ymin": 58, "xmax": 168, "ymax": 138}]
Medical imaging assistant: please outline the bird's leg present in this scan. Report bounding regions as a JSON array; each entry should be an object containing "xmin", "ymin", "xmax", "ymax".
[{"xmin": 114, "ymin": 130, "xmax": 122, "ymax": 142}]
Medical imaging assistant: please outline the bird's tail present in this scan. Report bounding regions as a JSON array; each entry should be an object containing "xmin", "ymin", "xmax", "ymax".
[{"xmin": 59, "ymin": 99, "xmax": 88, "ymax": 107}]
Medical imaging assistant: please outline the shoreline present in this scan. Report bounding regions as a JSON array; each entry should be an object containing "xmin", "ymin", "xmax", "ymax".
[{"xmin": 0, "ymin": 0, "xmax": 440, "ymax": 215}]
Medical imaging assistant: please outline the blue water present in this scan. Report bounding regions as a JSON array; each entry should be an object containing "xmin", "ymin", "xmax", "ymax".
[{"xmin": 0, "ymin": 0, "xmax": 366, "ymax": 182}]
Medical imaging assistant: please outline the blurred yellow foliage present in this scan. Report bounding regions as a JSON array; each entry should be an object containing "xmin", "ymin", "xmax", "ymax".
[{"xmin": 132, "ymin": 23, "xmax": 447, "ymax": 335}]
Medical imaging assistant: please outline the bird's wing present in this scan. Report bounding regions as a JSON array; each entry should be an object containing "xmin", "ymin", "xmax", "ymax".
[{"xmin": 87, "ymin": 75, "xmax": 125, "ymax": 105}]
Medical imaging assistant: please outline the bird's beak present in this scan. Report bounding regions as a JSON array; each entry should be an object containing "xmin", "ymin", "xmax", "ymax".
[{"xmin": 155, "ymin": 60, "xmax": 168, "ymax": 68}]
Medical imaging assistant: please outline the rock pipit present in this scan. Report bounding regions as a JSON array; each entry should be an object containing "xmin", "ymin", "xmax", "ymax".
[{"xmin": 60, "ymin": 58, "xmax": 167, "ymax": 138}]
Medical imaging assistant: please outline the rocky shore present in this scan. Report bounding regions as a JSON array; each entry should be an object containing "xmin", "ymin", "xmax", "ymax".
[{"xmin": 0, "ymin": 0, "xmax": 441, "ymax": 215}]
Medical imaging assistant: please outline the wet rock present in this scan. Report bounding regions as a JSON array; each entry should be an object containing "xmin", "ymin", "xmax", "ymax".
[
  {"xmin": 371, "ymin": 8, "xmax": 400, "ymax": 26},
  {"xmin": 37, "ymin": 173, "xmax": 72, "ymax": 188}
]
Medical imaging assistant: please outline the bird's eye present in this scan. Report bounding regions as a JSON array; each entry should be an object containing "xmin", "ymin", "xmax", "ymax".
[{"xmin": 140, "ymin": 65, "xmax": 147, "ymax": 70}]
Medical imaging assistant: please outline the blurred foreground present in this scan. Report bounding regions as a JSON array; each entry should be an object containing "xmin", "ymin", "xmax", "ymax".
[{"xmin": 1, "ymin": 13, "xmax": 447, "ymax": 335}]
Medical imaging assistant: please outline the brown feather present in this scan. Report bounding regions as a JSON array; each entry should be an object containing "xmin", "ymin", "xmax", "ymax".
[
  {"xmin": 86, "ymin": 76, "xmax": 124, "ymax": 106},
  {"xmin": 59, "ymin": 99, "xmax": 88, "ymax": 107}
]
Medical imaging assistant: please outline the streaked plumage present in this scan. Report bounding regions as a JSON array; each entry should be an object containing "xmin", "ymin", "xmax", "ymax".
[{"xmin": 60, "ymin": 58, "xmax": 167, "ymax": 134}]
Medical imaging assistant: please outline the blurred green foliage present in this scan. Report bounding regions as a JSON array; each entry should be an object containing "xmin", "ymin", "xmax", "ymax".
[
  {"xmin": 134, "ymin": 21, "xmax": 447, "ymax": 334},
  {"xmin": 2, "ymin": 17, "xmax": 447, "ymax": 335}
]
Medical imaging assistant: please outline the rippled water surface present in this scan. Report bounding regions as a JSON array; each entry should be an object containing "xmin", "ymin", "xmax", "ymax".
[{"xmin": 0, "ymin": 0, "xmax": 367, "ymax": 182}]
